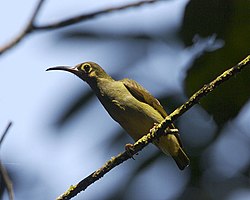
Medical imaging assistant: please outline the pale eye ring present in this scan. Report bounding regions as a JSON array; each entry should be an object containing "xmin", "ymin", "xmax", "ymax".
[{"xmin": 82, "ymin": 63, "xmax": 91, "ymax": 73}]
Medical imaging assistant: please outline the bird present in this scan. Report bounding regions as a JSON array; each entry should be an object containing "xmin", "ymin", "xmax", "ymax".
[{"xmin": 47, "ymin": 62, "xmax": 190, "ymax": 170}]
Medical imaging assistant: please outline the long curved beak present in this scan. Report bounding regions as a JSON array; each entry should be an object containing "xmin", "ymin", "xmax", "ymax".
[{"xmin": 46, "ymin": 66, "xmax": 80, "ymax": 77}]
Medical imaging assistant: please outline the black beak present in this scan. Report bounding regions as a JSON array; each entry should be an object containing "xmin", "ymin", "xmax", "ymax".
[{"xmin": 46, "ymin": 66, "xmax": 81, "ymax": 77}]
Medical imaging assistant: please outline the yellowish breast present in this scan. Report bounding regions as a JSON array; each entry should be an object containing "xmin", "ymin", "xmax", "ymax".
[{"xmin": 96, "ymin": 79, "xmax": 164, "ymax": 141}]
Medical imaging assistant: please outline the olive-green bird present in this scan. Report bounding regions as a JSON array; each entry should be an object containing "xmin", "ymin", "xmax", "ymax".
[{"xmin": 47, "ymin": 62, "xmax": 189, "ymax": 170}]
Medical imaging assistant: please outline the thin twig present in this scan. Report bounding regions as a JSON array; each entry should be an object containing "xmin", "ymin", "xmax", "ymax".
[
  {"xmin": 0, "ymin": 122, "xmax": 12, "ymax": 147},
  {"xmin": 57, "ymin": 55, "xmax": 250, "ymax": 200},
  {"xmin": 0, "ymin": 122, "xmax": 14, "ymax": 200},
  {"xmin": 0, "ymin": 0, "xmax": 45, "ymax": 55},
  {"xmin": 0, "ymin": 0, "xmax": 159, "ymax": 55},
  {"xmin": 34, "ymin": 0, "xmax": 159, "ymax": 30}
]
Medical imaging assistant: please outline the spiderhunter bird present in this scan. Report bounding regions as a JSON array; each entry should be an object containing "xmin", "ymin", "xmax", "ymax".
[{"xmin": 47, "ymin": 62, "xmax": 190, "ymax": 170}]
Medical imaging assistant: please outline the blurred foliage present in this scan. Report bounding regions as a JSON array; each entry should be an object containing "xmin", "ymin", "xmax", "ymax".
[
  {"xmin": 181, "ymin": 0, "xmax": 250, "ymax": 127},
  {"xmin": 179, "ymin": 0, "xmax": 250, "ymax": 199}
]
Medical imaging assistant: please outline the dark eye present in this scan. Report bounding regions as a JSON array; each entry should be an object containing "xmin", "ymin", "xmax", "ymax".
[{"xmin": 81, "ymin": 63, "xmax": 91, "ymax": 73}]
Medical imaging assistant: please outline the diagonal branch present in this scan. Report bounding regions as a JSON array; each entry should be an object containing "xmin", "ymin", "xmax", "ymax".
[
  {"xmin": 0, "ymin": 122, "xmax": 13, "ymax": 147},
  {"xmin": 34, "ymin": 0, "xmax": 159, "ymax": 30},
  {"xmin": 0, "ymin": 0, "xmax": 45, "ymax": 55},
  {"xmin": 0, "ymin": 0, "xmax": 159, "ymax": 55},
  {"xmin": 57, "ymin": 55, "xmax": 250, "ymax": 200},
  {"xmin": 0, "ymin": 122, "xmax": 14, "ymax": 200}
]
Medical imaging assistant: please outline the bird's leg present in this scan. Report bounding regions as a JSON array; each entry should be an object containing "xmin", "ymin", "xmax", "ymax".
[
  {"xmin": 164, "ymin": 128, "xmax": 178, "ymax": 135},
  {"xmin": 125, "ymin": 143, "xmax": 137, "ymax": 159}
]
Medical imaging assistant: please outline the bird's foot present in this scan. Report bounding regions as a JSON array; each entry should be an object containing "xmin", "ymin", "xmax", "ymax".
[
  {"xmin": 125, "ymin": 143, "xmax": 137, "ymax": 159},
  {"xmin": 164, "ymin": 128, "xmax": 178, "ymax": 135}
]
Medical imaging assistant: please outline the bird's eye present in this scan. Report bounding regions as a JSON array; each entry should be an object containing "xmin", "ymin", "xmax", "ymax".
[{"xmin": 81, "ymin": 63, "xmax": 91, "ymax": 73}]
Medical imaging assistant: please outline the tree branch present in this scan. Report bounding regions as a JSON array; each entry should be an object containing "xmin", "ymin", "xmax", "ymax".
[
  {"xmin": 34, "ymin": 0, "xmax": 159, "ymax": 30},
  {"xmin": 56, "ymin": 55, "xmax": 250, "ymax": 200},
  {"xmin": 0, "ymin": 0, "xmax": 159, "ymax": 55},
  {"xmin": 0, "ymin": 0, "xmax": 45, "ymax": 55},
  {"xmin": 0, "ymin": 122, "xmax": 14, "ymax": 200},
  {"xmin": 0, "ymin": 122, "xmax": 12, "ymax": 148}
]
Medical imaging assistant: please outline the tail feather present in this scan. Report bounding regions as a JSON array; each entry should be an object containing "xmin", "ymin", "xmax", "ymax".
[
  {"xmin": 155, "ymin": 134, "xmax": 190, "ymax": 170},
  {"xmin": 172, "ymin": 148, "xmax": 190, "ymax": 170}
]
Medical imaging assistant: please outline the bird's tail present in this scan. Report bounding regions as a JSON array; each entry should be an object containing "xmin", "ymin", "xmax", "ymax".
[
  {"xmin": 156, "ymin": 134, "xmax": 190, "ymax": 170},
  {"xmin": 172, "ymin": 147, "xmax": 190, "ymax": 170}
]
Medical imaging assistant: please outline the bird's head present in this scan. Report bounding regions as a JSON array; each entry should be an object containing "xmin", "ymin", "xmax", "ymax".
[{"xmin": 46, "ymin": 61, "xmax": 111, "ymax": 83}]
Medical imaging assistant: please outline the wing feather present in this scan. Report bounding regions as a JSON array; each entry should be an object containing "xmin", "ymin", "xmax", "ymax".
[
  {"xmin": 121, "ymin": 78, "xmax": 183, "ymax": 147},
  {"xmin": 121, "ymin": 78, "xmax": 167, "ymax": 117}
]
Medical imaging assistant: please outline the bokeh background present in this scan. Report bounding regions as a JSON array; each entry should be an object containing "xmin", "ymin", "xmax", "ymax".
[{"xmin": 0, "ymin": 0, "xmax": 250, "ymax": 199}]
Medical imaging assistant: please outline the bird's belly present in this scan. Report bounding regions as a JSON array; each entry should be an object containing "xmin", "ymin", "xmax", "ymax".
[
  {"xmin": 96, "ymin": 81, "xmax": 164, "ymax": 141},
  {"xmin": 106, "ymin": 98, "xmax": 164, "ymax": 141},
  {"xmin": 119, "ymin": 114, "xmax": 155, "ymax": 141},
  {"xmin": 99, "ymin": 93, "xmax": 180, "ymax": 158}
]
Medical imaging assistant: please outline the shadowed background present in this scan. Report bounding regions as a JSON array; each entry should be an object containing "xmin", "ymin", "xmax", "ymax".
[{"xmin": 0, "ymin": 0, "xmax": 250, "ymax": 199}]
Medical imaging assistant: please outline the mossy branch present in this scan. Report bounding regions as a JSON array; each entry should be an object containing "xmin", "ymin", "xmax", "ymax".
[{"xmin": 56, "ymin": 55, "xmax": 250, "ymax": 200}]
